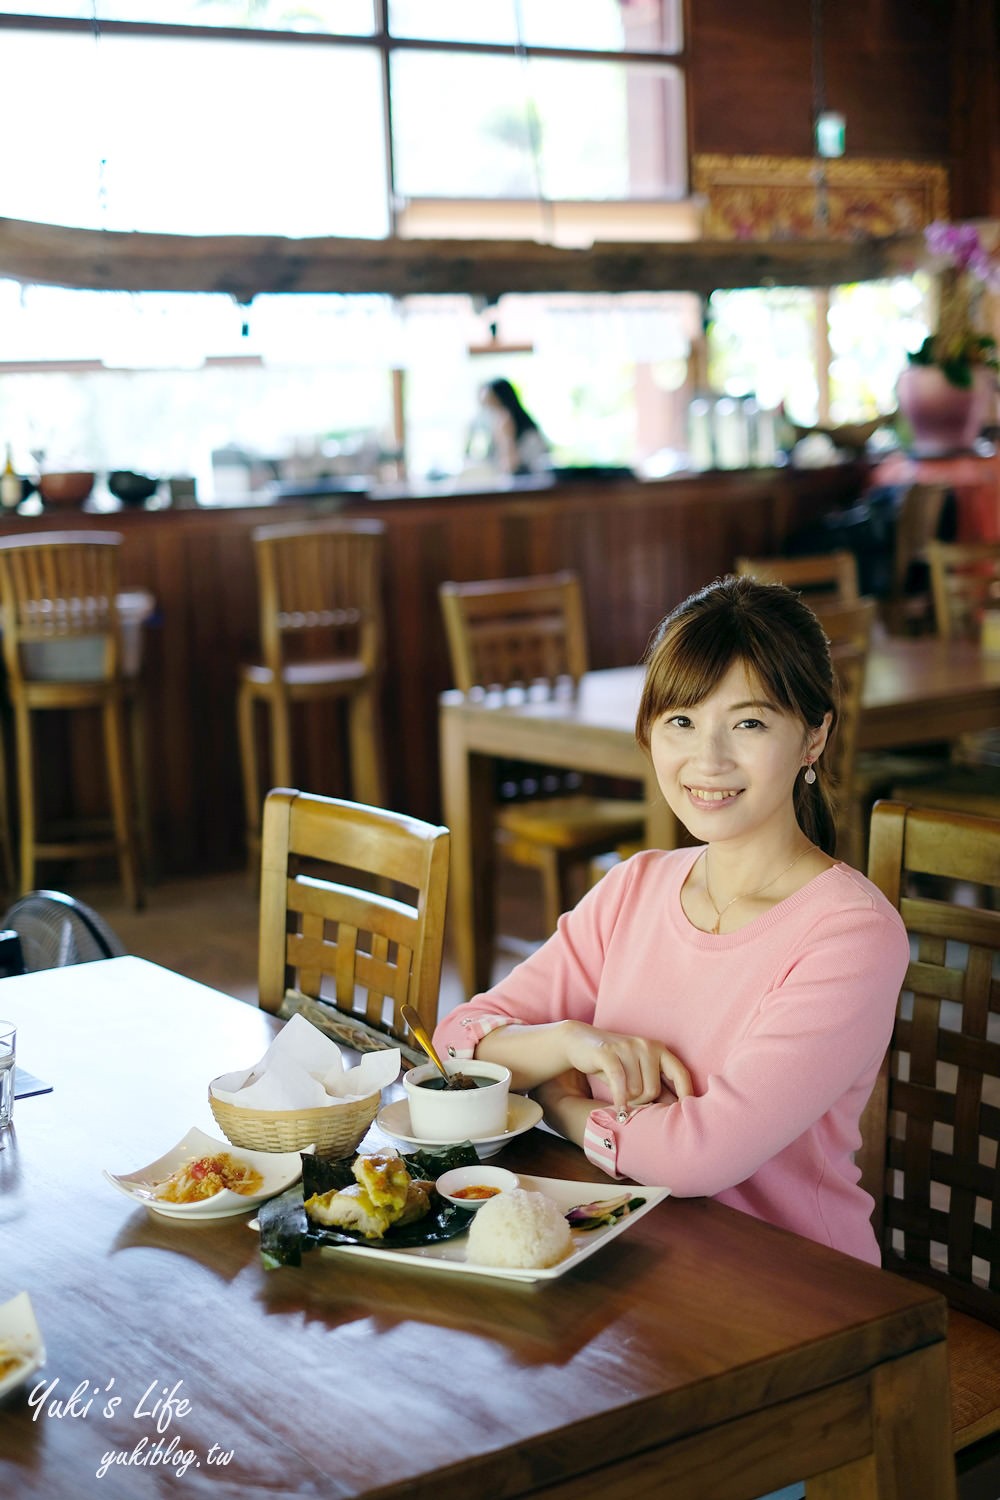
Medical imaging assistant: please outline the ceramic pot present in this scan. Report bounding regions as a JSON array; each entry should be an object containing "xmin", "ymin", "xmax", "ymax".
[
  {"xmin": 38, "ymin": 471, "xmax": 95, "ymax": 507},
  {"xmin": 896, "ymin": 363, "xmax": 994, "ymax": 457}
]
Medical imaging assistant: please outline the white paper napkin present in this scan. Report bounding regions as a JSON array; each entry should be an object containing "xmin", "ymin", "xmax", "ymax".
[{"xmin": 210, "ymin": 1013, "xmax": 400, "ymax": 1110}]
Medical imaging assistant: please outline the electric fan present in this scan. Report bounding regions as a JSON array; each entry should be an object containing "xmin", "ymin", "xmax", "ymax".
[{"xmin": 0, "ymin": 890, "xmax": 126, "ymax": 972}]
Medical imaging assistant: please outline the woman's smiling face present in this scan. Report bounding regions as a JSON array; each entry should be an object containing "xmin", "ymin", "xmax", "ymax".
[{"xmin": 648, "ymin": 658, "xmax": 829, "ymax": 845}]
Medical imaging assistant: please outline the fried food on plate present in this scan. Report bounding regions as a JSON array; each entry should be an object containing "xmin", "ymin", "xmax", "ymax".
[
  {"xmin": 303, "ymin": 1150, "xmax": 434, "ymax": 1240},
  {"xmin": 353, "ymin": 1150, "xmax": 410, "ymax": 1212}
]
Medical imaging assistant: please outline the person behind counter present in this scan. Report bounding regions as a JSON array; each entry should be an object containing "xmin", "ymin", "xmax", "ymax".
[
  {"xmin": 434, "ymin": 575, "xmax": 909, "ymax": 1268},
  {"xmin": 479, "ymin": 377, "xmax": 552, "ymax": 476}
]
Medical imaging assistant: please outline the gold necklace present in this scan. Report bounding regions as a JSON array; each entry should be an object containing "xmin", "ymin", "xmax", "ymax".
[{"xmin": 703, "ymin": 845, "xmax": 813, "ymax": 935}]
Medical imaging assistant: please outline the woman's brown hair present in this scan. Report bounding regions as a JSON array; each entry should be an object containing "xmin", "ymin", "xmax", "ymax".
[{"xmin": 635, "ymin": 575, "xmax": 840, "ymax": 855}]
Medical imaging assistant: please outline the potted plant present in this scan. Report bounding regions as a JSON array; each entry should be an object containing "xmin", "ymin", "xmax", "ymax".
[{"xmin": 897, "ymin": 221, "xmax": 1000, "ymax": 456}]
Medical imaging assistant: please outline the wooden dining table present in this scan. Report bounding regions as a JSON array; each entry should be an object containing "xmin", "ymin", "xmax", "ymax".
[
  {"xmin": 0, "ymin": 956, "xmax": 956, "ymax": 1499},
  {"xmin": 440, "ymin": 633, "xmax": 1000, "ymax": 996}
]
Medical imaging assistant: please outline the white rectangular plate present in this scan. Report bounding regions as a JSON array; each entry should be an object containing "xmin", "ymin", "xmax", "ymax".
[{"xmin": 316, "ymin": 1175, "xmax": 669, "ymax": 1283}]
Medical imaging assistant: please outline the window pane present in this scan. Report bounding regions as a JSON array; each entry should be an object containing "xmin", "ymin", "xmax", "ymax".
[
  {"xmin": 388, "ymin": 0, "xmax": 681, "ymax": 51},
  {"xmin": 398, "ymin": 292, "xmax": 694, "ymax": 480},
  {"xmin": 0, "ymin": 282, "xmax": 395, "ymax": 489},
  {"xmin": 0, "ymin": 2, "xmax": 375, "ymax": 29},
  {"xmin": 707, "ymin": 289, "xmax": 820, "ymax": 425},
  {"xmin": 828, "ymin": 277, "xmax": 932, "ymax": 421},
  {"xmin": 392, "ymin": 53, "xmax": 685, "ymax": 199},
  {"xmin": 0, "ymin": 31, "xmax": 388, "ymax": 235}
]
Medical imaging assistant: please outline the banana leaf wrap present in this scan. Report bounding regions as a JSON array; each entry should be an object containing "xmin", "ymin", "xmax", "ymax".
[{"xmin": 259, "ymin": 1141, "xmax": 480, "ymax": 1269}]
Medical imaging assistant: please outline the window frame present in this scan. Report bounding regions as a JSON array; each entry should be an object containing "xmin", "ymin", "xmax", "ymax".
[{"xmin": 0, "ymin": 4, "xmax": 688, "ymax": 234}]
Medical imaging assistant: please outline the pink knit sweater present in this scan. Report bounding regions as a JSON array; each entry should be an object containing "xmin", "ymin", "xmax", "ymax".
[{"xmin": 434, "ymin": 847, "xmax": 910, "ymax": 1264}]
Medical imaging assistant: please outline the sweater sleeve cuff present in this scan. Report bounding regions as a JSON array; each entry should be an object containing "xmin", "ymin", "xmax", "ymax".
[
  {"xmin": 445, "ymin": 1012, "xmax": 519, "ymax": 1061},
  {"xmin": 583, "ymin": 1107, "xmax": 625, "ymax": 1178}
]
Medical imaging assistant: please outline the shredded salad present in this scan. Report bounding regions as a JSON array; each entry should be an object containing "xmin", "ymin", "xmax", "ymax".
[{"xmin": 154, "ymin": 1152, "xmax": 264, "ymax": 1204}]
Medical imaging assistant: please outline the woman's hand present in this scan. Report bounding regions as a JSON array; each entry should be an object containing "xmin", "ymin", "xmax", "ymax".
[
  {"xmin": 534, "ymin": 1070, "xmax": 594, "ymax": 1148},
  {"xmin": 473, "ymin": 1018, "xmax": 692, "ymax": 1111},
  {"xmin": 562, "ymin": 1020, "xmax": 692, "ymax": 1119}
]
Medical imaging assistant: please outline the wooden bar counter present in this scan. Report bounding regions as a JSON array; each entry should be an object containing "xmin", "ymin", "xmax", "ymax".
[{"xmin": 0, "ymin": 462, "xmax": 865, "ymax": 878}]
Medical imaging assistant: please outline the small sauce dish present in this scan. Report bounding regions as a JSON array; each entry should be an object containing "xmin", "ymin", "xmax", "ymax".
[{"xmin": 436, "ymin": 1164, "xmax": 519, "ymax": 1210}]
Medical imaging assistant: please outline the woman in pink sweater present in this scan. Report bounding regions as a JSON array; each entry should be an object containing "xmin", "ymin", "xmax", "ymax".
[{"xmin": 434, "ymin": 575, "xmax": 909, "ymax": 1265}]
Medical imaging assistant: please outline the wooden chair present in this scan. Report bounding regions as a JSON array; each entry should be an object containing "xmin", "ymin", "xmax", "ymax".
[
  {"xmin": 439, "ymin": 572, "xmax": 646, "ymax": 941},
  {"xmin": 0, "ymin": 532, "xmax": 146, "ymax": 907},
  {"xmin": 258, "ymin": 789, "xmax": 450, "ymax": 1050},
  {"xmin": 237, "ymin": 519, "xmax": 387, "ymax": 871},
  {"xmin": 734, "ymin": 549, "xmax": 860, "ymax": 605},
  {"xmin": 886, "ymin": 539, "xmax": 1000, "ymax": 821},
  {"xmin": 881, "ymin": 482, "xmax": 949, "ymax": 635},
  {"xmin": 927, "ymin": 539, "xmax": 1000, "ymax": 643},
  {"xmin": 812, "ymin": 598, "xmax": 876, "ymax": 865},
  {"xmin": 860, "ymin": 800, "xmax": 1000, "ymax": 1455}
]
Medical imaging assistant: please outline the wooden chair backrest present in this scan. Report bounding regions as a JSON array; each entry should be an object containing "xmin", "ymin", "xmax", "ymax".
[
  {"xmin": 258, "ymin": 789, "xmax": 450, "ymax": 1041},
  {"xmin": 926, "ymin": 539, "xmax": 1000, "ymax": 641},
  {"xmin": 860, "ymin": 800, "xmax": 1000, "ymax": 1325},
  {"xmin": 0, "ymin": 531, "xmax": 124, "ymax": 685},
  {"xmin": 812, "ymin": 597, "xmax": 877, "ymax": 797},
  {"xmin": 439, "ymin": 571, "xmax": 589, "ymax": 692},
  {"xmin": 734, "ymin": 549, "xmax": 860, "ymax": 606},
  {"xmin": 890, "ymin": 483, "xmax": 949, "ymax": 602},
  {"xmin": 252, "ymin": 519, "xmax": 385, "ymax": 674}
]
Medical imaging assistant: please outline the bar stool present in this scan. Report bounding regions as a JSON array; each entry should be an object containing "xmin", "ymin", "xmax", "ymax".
[
  {"xmin": 0, "ymin": 532, "xmax": 148, "ymax": 907},
  {"xmin": 237, "ymin": 519, "xmax": 386, "ymax": 869}
]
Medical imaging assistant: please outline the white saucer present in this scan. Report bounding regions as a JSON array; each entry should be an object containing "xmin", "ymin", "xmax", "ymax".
[{"xmin": 376, "ymin": 1094, "xmax": 543, "ymax": 1159}]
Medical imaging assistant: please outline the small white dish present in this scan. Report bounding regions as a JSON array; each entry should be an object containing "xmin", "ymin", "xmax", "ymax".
[
  {"xmin": 0, "ymin": 1292, "xmax": 45, "ymax": 1400},
  {"xmin": 103, "ymin": 1125, "xmax": 304, "ymax": 1221},
  {"xmin": 376, "ymin": 1094, "xmax": 543, "ymax": 1159},
  {"xmin": 435, "ymin": 1164, "xmax": 519, "ymax": 1209}
]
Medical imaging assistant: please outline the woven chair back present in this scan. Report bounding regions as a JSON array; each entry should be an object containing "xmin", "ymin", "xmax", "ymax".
[{"xmin": 860, "ymin": 800, "xmax": 1000, "ymax": 1326}]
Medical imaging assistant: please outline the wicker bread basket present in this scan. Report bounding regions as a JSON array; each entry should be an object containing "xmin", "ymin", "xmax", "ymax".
[{"xmin": 208, "ymin": 1087, "xmax": 380, "ymax": 1157}]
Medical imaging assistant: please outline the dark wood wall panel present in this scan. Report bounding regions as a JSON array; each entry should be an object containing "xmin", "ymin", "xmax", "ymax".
[
  {"xmin": 688, "ymin": 0, "xmax": 952, "ymax": 160},
  {"xmin": 0, "ymin": 466, "xmax": 864, "ymax": 880},
  {"xmin": 948, "ymin": 0, "xmax": 1000, "ymax": 218}
]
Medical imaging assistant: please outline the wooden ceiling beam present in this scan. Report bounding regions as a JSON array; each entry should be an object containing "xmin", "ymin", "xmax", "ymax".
[{"xmin": 0, "ymin": 216, "xmax": 926, "ymax": 300}]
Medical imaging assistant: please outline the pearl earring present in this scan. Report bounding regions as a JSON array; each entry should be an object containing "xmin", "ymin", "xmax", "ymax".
[{"xmin": 803, "ymin": 763, "xmax": 817, "ymax": 785}]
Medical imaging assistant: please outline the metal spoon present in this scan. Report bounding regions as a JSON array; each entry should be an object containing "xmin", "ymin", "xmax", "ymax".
[
  {"xmin": 401, "ymin": 1005, "xmax": 476, "ymax": 1090},
  {"xmin": 401, "ymin": 1004, "xmax": 451, "ymax": 1083}
]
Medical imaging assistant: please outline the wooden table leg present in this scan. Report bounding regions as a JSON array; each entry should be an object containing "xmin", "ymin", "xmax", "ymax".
[
  {"xmin": 806, "ymin": 1340, "xmax": 955, "ymax": 1500},
  {"xmin": 440, "ymin": 705, "xmax": 498, "ymax": 999}
]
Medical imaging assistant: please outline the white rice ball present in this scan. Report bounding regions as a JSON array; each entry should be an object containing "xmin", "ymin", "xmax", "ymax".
[{"xmin": 466, "ymin": 1187, "xmax": 572, "ymax": 1269}]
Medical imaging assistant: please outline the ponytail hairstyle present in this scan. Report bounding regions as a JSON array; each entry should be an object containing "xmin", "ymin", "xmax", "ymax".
[{"xmin": 635, "ymin": 575, "xmax": 840, "ymax": 855}]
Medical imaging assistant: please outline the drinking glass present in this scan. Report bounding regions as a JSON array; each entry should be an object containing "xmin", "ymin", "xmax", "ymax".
[{"xmin": 0, "ymin": 1022, "xmax": 15, "ymax": 1129}]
